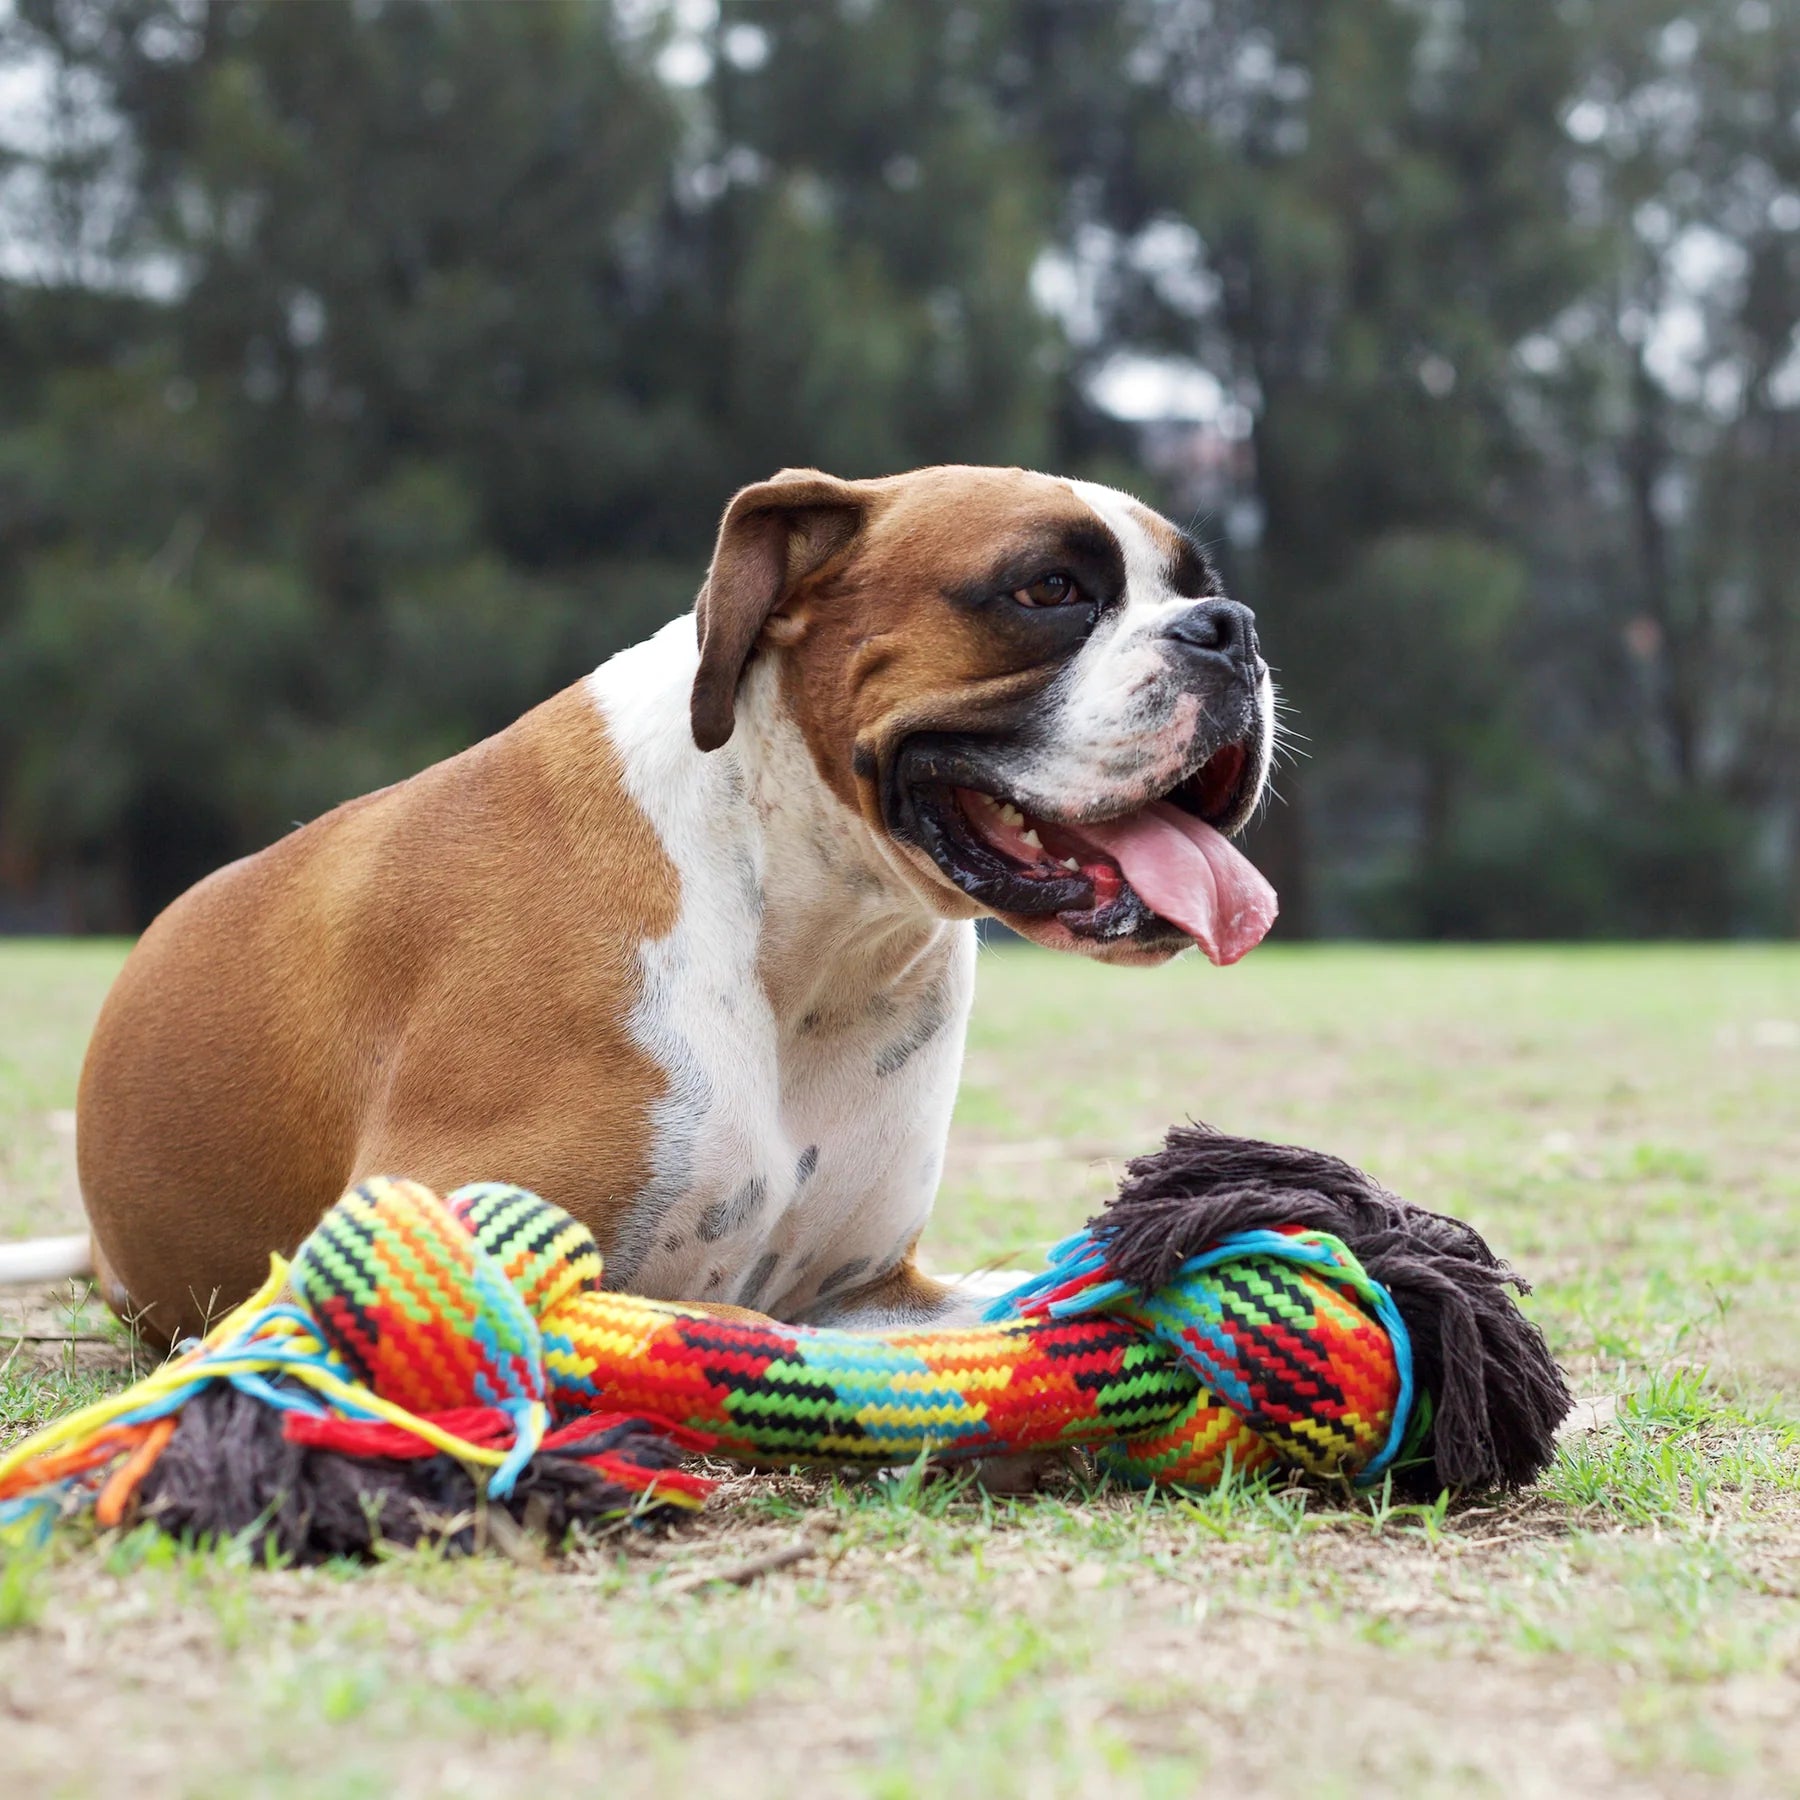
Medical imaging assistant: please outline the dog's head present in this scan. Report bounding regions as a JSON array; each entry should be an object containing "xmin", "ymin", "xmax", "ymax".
[{"xmin": 691, "ymin": 464, "xmax": 1278, "ymax": 965}]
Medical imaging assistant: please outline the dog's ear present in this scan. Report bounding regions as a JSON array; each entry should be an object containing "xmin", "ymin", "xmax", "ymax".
[{"xmin": 691, "ymin": 469, "xmax": 868, "ymax": 752}]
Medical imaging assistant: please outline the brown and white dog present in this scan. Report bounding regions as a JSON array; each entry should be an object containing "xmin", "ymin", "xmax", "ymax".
[{"xmin": 2, "ymin": 465, "xmax": 1278, "ymax": 1344}]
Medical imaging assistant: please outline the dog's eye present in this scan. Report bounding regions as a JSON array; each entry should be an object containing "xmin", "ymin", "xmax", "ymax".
[{"xmin": 1011, "ymin": 572, "xmax": 1084, "ymax": 608}]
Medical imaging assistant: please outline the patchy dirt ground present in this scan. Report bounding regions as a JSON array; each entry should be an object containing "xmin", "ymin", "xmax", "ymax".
[{"xmin": 3, "ymin": 942, "xmax": 1797, "ymax": 1798}]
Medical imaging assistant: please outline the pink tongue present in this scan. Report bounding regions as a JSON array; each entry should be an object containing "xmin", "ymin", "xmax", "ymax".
[{"xmin": 1072, "ymin": 800, "xmax": 1278, "ymax": 965}]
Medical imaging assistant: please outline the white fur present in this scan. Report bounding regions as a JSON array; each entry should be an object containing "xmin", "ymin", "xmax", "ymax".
[
  {"xmin": 989, "ymin": 477, "xmax": 1276, "ymax": 821},
  {"xmin": 587, "ymin": 617, "xmax": 974, "ymax": 1320}
]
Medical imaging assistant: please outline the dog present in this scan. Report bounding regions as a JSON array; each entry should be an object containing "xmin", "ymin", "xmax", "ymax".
[{"xmin": 0, "ymin": 465, "xmax": 1277, "ymax": 1344}]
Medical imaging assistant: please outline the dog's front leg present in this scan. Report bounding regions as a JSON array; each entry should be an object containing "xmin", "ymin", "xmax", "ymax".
[{"xmin": 793, "ymin": 1257, "xmax": 985, "ymax": 1331}]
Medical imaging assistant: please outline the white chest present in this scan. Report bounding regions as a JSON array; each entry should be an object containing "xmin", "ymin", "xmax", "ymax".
[
  {"xmin": 624, "ymin": 928, "xmax": 974, "ymax": 1313},
  {"xmin": 587, "ymin": 622, "xmax": 976, "ymax": 1316}
]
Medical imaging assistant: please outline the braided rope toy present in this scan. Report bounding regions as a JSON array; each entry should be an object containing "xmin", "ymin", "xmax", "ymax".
[{"xmin": 0, "ymin": 1129, "xmax": 1570, "ymax": 1557}]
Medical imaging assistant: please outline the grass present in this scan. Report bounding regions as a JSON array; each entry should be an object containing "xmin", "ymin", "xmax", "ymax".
[{"xmin": 1, "ymin": 940, "xmax": 1797, "ymax": 1797}]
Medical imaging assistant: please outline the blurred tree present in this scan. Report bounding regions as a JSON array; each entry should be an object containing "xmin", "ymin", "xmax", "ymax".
[
  {"xmin": 1539, "ymin": 0, "xmax": 1800, "ymax": 931},
  {"xmin": 0, "ymin": 0, "xmax": 1792, "ymax": 936},
  {"xmin": 685, "ymin": 0, "xmax": 1066, "ymax": 477},
  {"xmin": 0, "ymin": 0, "xmax": 1066, "ymax": 925},
  {"xmin": 1037, "ymin": 0, "xmax": 1600, "ymax": 931},
  {"xmin": 1, "ymin": 0, "xmax": 704, "ymax": 919}
]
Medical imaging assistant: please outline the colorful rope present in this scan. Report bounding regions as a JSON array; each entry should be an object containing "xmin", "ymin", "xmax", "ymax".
[{"xmin": 0, "ymin": 1173, "xmax": 1413, "ymax": 1543}]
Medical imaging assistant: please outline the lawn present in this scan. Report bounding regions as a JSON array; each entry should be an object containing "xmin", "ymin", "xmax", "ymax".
[{"xmin": 2, "ymin": 940, "xmax": 1796, "ymax": 1798}]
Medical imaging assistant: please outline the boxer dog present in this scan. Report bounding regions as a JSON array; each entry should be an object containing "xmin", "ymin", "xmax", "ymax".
[{"xmin": 2, "ymin": 465, "xmax": 1277, "ymax": 1343}]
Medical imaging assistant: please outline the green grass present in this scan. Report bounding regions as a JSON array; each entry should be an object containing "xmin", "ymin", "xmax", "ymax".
[{"xmin": 2, "ymin": 942, "xmax": 1797, "ymax": 1798}]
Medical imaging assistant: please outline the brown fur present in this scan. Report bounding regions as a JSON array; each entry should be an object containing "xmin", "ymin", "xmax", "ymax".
[
  {"xmin": 78, "ymin": 685, "xmax": 678, "ymax": 1342},
  {"xmin": 767, "ymin": 467, "xmax": 1104, "ymax": 909}
]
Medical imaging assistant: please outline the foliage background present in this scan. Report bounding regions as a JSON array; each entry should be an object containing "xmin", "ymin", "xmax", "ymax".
[{"xmin": 0, "ymin": 0, "xmax": 1794, "ymax": 937}]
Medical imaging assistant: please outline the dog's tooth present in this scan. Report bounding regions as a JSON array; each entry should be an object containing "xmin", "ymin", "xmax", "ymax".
[
  {"xmin": 1020, "ymin": 829, "xmax": 1042, "ymax": 849},
  {"xmin": 1062, "ymin": 856, "xmax": 1080, "ymax": 871},
  {"xmin": 1000, "ymin": 804, "xmax": 1024, "ymax": 827}
]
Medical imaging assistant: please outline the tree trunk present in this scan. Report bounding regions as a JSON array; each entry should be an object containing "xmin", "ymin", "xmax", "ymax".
[
  {"xmin": 1790, "ymin": 795, "xmax": 1800, "ymax": 940},
  {"xmin": 1624, "ymin": 344, "xmax": 1701, "ymax": 786},
  {"xmin": 1245, "ymin": 776, "xmax": 1315, "ymax": 940},
  {"xmin": 1419, "ymin": 753, "xmax": 1455, "ymax": 936}
]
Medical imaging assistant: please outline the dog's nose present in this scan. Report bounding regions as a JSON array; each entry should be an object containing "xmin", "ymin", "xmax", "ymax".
[{"xmin": 1162, "ymin": 599, "xmax": 1259, "ymax": 668}]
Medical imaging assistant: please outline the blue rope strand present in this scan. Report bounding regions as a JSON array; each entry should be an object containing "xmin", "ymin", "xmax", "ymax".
[{"xmin": 983, "ymin": 1224, "xmax": 1417, "ymax": 1484}]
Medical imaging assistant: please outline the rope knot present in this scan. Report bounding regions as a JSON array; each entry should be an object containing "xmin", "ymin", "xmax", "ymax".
[{"xmin": 288, "ymin": 1176, "xmax": 605, "ymax": 1495}]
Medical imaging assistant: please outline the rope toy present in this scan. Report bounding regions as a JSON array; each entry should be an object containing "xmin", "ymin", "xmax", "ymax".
[{"xmin": 0, "ymin": 1128, "xmax": 1571, "ymax": 1557}]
